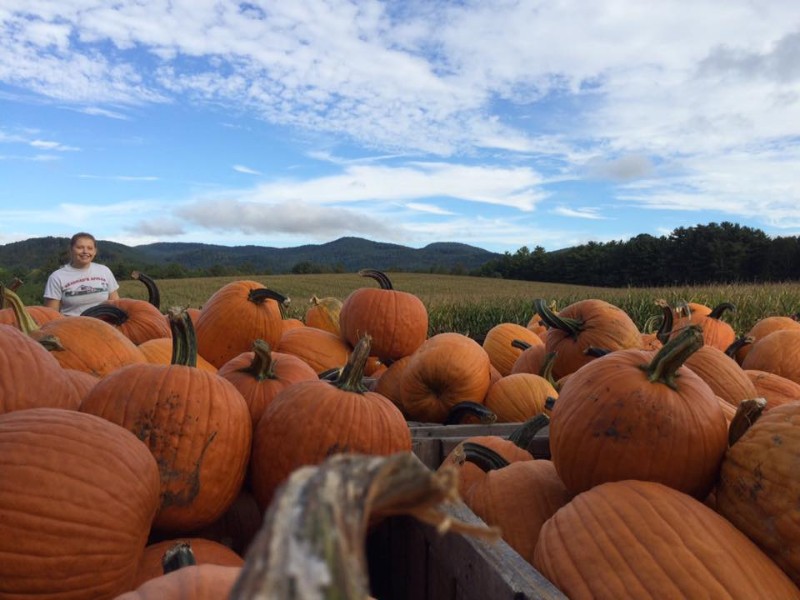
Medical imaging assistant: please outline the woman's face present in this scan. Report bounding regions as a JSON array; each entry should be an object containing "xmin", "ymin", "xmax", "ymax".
[{"xmin": 69, "ymin": 236, "xmax": 97, "ymax": 268}]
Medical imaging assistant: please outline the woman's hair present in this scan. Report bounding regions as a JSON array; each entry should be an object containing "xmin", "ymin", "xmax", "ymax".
[{"xmin": 70, "ymin": 232, "xmax": 97, "ymax": 247}]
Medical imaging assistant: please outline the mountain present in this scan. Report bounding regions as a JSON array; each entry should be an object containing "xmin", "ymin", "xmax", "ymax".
[{"xmin": 0, "ymin": 236, "xmax": 502, "ymax": 274}]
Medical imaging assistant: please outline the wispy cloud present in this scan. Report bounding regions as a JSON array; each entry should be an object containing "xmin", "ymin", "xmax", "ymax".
[
  {"xmin": 233, "ymin": 164, "xmax": 261, "ymax": 175},
  {"xmin": 551, "ymin": 206, "xmax": 609, "ymax": 220},
  {"xmin": 30, "ymin": 139, "xmax": 79, "ymax": 151}
]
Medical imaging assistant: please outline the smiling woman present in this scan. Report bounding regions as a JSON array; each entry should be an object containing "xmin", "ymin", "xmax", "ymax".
[{"xmin": 42, "ymin": 232, "xmax": 120, "ymax": 316}]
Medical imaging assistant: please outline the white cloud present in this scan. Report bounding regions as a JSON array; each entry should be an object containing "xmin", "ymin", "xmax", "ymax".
[
  {"xmin": 406, "ymin": 202, "xmax": 454, "ymax": 216},
  {"xmin": 551, "ymin": 206, "xmax": 609, "ymax": 220},
  {"xmin": 232, "ymin": 164, "xmax": 261, "ymax": 175},
  {"xmin": 30, "ymin": 139, "xmax": 79, "ymax": 151}
]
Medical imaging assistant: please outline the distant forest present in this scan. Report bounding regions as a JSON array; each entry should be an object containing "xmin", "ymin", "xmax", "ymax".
[{"xmin": 476, "ymin": 221, "xmax": 800, "ymax": 286}]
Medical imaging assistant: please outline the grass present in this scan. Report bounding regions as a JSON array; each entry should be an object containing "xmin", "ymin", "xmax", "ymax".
[{"xmin": 115, "ymin": 272, "xmax": 800, "ymax": 338}]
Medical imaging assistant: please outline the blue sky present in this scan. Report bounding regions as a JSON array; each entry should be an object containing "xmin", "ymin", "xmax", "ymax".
[{"xmin": 1, "ymin": 1, "xmax": 799, "ymax": 254}]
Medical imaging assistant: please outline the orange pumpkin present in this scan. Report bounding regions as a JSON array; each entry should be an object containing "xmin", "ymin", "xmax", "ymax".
[
  {"xmin": 80, "ymin": 310, "xmax": 252, "ymax": 533},
  {"xmin": 82, "ymin": 298, "xmax": 171, "ymax": 345},
  {"xmin": 550, "ymin": 326, "xmax": 727, "ymax": 499},
  {"xmin": 735, "ymin": 315, "xmax": 800, "ymax": 364},
  {"xmin": 339, "ymin": 269, "xmax": 428, "ymax": 362},
  {"xmin": 249, "ymin": 335, "xmax": 412, "ymax": 511},
  {"xmin": 484, "ymin": 372, "xmax": 557, "ymax": 422},
  {"xmin": 0, "ymin": 408, "xmax": 160, "ymax": 599},
  {"xmin": 684, "ymin": 345, "xmax": 758, "ymax": 407},
  {"xmin": 276, "ymin": 325, "xmax": 351, "ymax": 374},
  {"xmin": 399, "ymin": 332, "xmax": 492, "ymax": 423},
  {"xmin": 194, "ymin": 280, "xmax": 288, "ymax": 368},
  {"xmin": 304, "ymin": 294, "xmax": 342, "ymax": 335},
  {"xmin": 482, "ymin": 322, "xmax": 543, "ymax": 376},
  {"xmin": 744, "ymin": 369, "xmax": 800, "ymax": 411},
  {"xmin": 133, "ymin": 539, "xmax": 244, "ymax": 588},
  {"xmin": 742, "ymin": 329, "xmax": 800, "ymax": 385}
]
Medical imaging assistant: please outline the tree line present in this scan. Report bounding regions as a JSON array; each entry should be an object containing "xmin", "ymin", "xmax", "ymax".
[{"xmin": 473, "ymin": 222, "xmax": 800, "ymax": 286}]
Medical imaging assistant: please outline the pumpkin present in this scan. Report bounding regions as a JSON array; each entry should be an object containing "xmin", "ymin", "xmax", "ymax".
[
  {"xmin": 133, "ymin": 539, "xmax": 244, "ymax": 588},
  {"xmin": 484, "ymin": 372, "xmax": 557, "ymax": 422},
  {"xmin": 716, "ymin": 401, "xmax": 800, "ymax": 586},
  {"xmin": 276, "ymin": 325, "xmax": 351, "ymax": 374},
  {"xmin": 194, "ymin": 280, "xmax": 288, "ymax": 368},
  {"xmin": 82, "ymin": 298, "xmax": 171, "ymax": 345},
  {"xmin": 80, "ymin": 309, "xmax": 252, "ymax": 533},
  {"xmin": 249, "ymin": 335, "xmax": 412, "ymax": 511},
  {"xmin": 451, "ymin": 442, "xmax": 571, "ymax": 564},
  {"xmin": 0, "ymin": 281, "xmax": 63, "ymax": 328},
  {"xmin": 550, "ymin": 325, "xmax": 728, "ymax": 498},
  {"xmin": 742, "ymin": 329, "xmax": 800, "ymax": 385},
  {"xmin": 0, "ymin": 323, "xmax": 81, "ymax": 414},
  {"xmin": 217, "ymin": 339, "xmax": 318, "ymax": 428},
  {"xmin": 745, "ymin": 369, "xmax": 800, "ymax": 411},
  {"xmin": 399, "ymin": 332, "xmax": 492, "ymax": 423},
  {"xmin": 533, "ymin": 298, "xmax": 642, "ymax": 379},
  {"xmin": 735, "ymin": 315, "xmax": 800, "ymax": 364},
  {"xmin": 137, "ymin": 336, "xmax": 219, "ymax": 372},
  {"xmin": 533, "ymin": 479, "xmax": 800, "ymax": 599},
  {"xmin": 687, "ymin": 301, "xmax": 737, "ymax": 352},
  {"xmin": 372, "ymin": 354, "xmax": 413, "ymax": 414},
  {"xmin": 339, "ymin": 269, "xmax": 428, "ymax": 362},
  {"xmin": 684, "ymin": 344, "xmax": 758, "ymax": 407},
  {"xmin": 0, "ymin": 408, "xmax": 160, "ymax": 599},
  {"xmin": 482, "ymin": 322, "xmax": 543, "ymax": 377},
  {"xmin": 304, "ymin": 294, "xmax": 342, "ymax": 335}
]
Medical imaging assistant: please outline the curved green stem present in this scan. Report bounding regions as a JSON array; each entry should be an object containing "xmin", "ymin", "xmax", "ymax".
[
  {"xmin": 80, "ymin": 303, "xmax": 129, "ymax": 324},
  {"xmin": 162, "ymin": 541, "xmax": 197, "ymax": 574},
  {"xmin": 532, "ymin": 298, "xmax": 582, "ymax": 339},
  {"xmin": 642, "ymin": 324, "xmax": 704, "ymax": 389},
  {"xmin": 508, "ymin": 413, "xmax": 550, "ymax": 451},
  {"xmin": 131, "ymin": 271, "xmax": 161, "ymax": 309},
  {"xmin": 709, "ymin": 302, "xmax": 736, "ymax": 320},
  {"xmin": 460, "ymin": 441, "xmax": 510, "ymax": 472},
  {"xmin": 332, "ymin": 335, "xmax": 370, "ymax": 393},
  {"xmin": 444, "ymin": 402, "xmax": 497, "ymax": 425},
  {"xmin": 1, "ymin": 286, "xmax": 40, "ymax": 334},
  {"xmin": 167, "ymin": 307, "xmax": 198, "ymax": 368},
  {"xmin": 511, "ymin": 338, "xmax": 531, "ymax": 351},
  {"xmin": 239, "ymin": 339, "xmax": 277, "ymax": 381},
  {"xmin": 249, "ymin": 288, "xmax": 291, "ymax": 319}
]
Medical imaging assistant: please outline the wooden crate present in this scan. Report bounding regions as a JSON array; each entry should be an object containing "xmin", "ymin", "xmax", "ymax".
[
  {"xmin": 367, "ymin": 499, "xmax": 566, "ymax": 600},
  {"xmin": 410, "ymin": 422, "xmax": 551, "ymax": 470}
]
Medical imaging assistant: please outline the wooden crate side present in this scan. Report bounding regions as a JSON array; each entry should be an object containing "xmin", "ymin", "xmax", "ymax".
[{"xmin": 367, "ymin": 501, "xmax": 566, "ymax": 600}]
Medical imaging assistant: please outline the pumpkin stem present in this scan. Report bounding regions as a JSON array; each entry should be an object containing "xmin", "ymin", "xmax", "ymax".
[
  {"xmin": 80, "ymin": 303, "xmax": 129, "ymax": 324},
  {"xmin": 332, "ymin": 335, "xmax": 370, "ymax": 393},
  {"xmin": 162, "ymin": 541, "xmax": 197, "ymax": 574},
  {"xmin": 654, "ymin": 299, "xmax": 675, "ymax": 344},
  {"xmin": 724, "ymin": 335, "xmax": 753, "ymax": 359},
  {"xmin": 532, "ymin": 298, "xmax": 582, "ymax": 339},
  {"xmin": 167, "ymin": 307, "xmax": 198, "ymax": 368},
  {"xmin": 709, "ymin": 302, "xmax": 736, "ymax": 320},
  {"xmin": 131, "ymin": 271, "xmax": 161, "ymax": 309},
  {"xmin": 511, "ymin": 338, "xmax": 531, "ymax": 351},
  {"xmin": 358, "ymin": 268, "xmax": 394, "ymax": 290},
  {"xmin": 1, "ymin": 286, "xmax": 40, "ymax": 334},
  {"xmin": 508, "ymin": 413, "xmax": 550, "ymax": 454},
  {"xmin": 457, "ymin": 441, "xmax": 511, "ymax": 472},
  {"xmin": 249, "ymin": 288, "xmax": 291, "ymax": 319},
  {"xmin": 728, "ymin": 397, "xmax": 768, "ymax": 446},
  {"xmin": 642, "ymin": 324, "xmax": 704, "ymax": 389},
  {"xmin": 238, "ymin": 339, "xmax": 277, "ymax": 381},
  {"xmin": 540, "ymin": 351, "xmax": 558, "ymax": 386},
  {"xmin": 444, "ymin": 402, "xmax": 497, "ymax": 425}
]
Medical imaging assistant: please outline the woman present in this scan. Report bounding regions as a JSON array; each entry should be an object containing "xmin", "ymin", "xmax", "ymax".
[{"xmin": 43, "ymin": 232, "xmax": 120, "ymax": 316}]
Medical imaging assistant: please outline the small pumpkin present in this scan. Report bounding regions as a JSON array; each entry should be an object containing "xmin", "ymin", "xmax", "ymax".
[{"xmin": 482, "ymin": 322, "xmax": 543, "ymax": 377}]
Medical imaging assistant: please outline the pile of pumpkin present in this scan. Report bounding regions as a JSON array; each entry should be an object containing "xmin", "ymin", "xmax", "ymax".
[{"xmin": 1, "ymin": 270, "xmax": 800, "ymax": 599}]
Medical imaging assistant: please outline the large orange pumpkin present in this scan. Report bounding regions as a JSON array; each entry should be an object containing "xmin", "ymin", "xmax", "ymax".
[
  {"xmin": 194, "ymin": 280, "xmax": 288, "ymax": 368},
  {"xmin": 742, "ymin": 328, "xmax": 800, "ymax": 385},
  {"xmin": 82, "ymin": 298, "xmax": 171, "ymax": 345},
  {"xmin": 0, "ymin": 408, "xmax": 161, "ymax": 599},
  {"xmin": 550, "ymin": 325, "xmax": 727, "ymax": 499},
  {"xmin": 80, "ymin": 310, "xmax": 252, "ymax": 533},
  {"xmin": 339, "ymin": 269, "xmax": 428, "ymax": 362},
  {"xmin": 534, "ymin": 479, "xmax": 800, "ymax": 599},
  {"xmin": 249, "ymin": 335, "xmax": 412, "ymax": 511}
]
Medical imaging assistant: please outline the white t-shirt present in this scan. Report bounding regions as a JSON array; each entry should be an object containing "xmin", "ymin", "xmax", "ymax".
[{"xmin": 43, "ymin": 263, "xmax": 120, "ymax": 316}]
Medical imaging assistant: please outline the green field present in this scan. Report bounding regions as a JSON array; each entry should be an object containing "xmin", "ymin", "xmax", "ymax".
[{"xmin": 117, "ymin": 272, "xmax": 800, "ymax": 339}]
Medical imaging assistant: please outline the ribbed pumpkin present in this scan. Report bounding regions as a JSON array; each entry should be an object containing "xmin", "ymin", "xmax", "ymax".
[
  {"xmin": 452, "ymin": 442, "xmax": 571, "ymax": 564},
  {"xmin": 0, "ymin": 408, "xmax": 161, "ymax": 599},
  {"xmin": 742, "ymin": 329, "xmax": 800, "ymax": 385},
  {"xmin": 194, "ymin": 280, "xmax": 288, "ymax": 368},
  {"xmin": 82, "ymin": 298, "xmax": 171, "ymax": 345},
  {"xmin": 339, "ymin": 269, "xmax": 428, "ymax": 362},
  {"xmin": 399, "ymin": 332, "xmax": 492, "ymax": 423},
  {"xmin": 276, "ymin": 325, "xmax": 351, "ymax": 374},
  {"xmin": 684, "ymin": 344, "xmax": 758, "ymax": 407},
  {"xmin": 372, "ymin": 354, "xmax": 413, "ymax": 413},
  {"xmin": 482, "ymin": 322, "xmax": 543, "ymax": 377},
  {"xmin": 716, "ymin": 401, "xmax": 800, "ymax": 586},
  {"xmin": 249, "ymin": 335, "xmax": 412, "ymax": 511},
  {"xmin": 509, "ymin": 341, "xmax": 549, "ymax": 376},
  {"xmin": 745, "ymin": 369, "xmax": 800, "ymax": 411},
  {"xmin": 133, "ymin": 539, "xmax": 244, "ymax": 588},
  {"xmin": 533, "ymin": 298, "xmax": 642, "ymax": 379},
  {"xmin": 534, "ymin": 479, "xmax": 800, "ymax": 599},
  {"xmin": 550, "ymin": 325, "xmax": 728, "ymax": 498},
  {"xmin": 80, "ymin": 309, "xmax": 252, "ymax": 533},
  {"xmin": 137, "ymin": 336, "xmax": 219, "ymax": 372},
  {"xmin": 735, "ymin": 315, "xmax": 800, "ymax": 364},
  {"xmin": 304, "ymin": 294, "xmax": 342, "ymax": 335},
  {"xmin": 484, "ymin": 372, "xmax": 557, "ymax": 422},
  {"xmin": 217, "ymin": 339, "xmax": 318, "ymax": 428},
  {"xmin": 116, "ymin": 565, "xmax": 242, "ymax": 600},
  {"xmin": 687, "ymin": 301, "xmax": 737, "ymax": 352},
  {"xmin": 0, "ymin": 323, "xmax": 81, "ymax": 414}
]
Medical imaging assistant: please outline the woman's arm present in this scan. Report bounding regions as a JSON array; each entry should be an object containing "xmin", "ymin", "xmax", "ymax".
[{"xmin": 43, "ymin": 298, "xmax": 61, "ymax": 311}]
